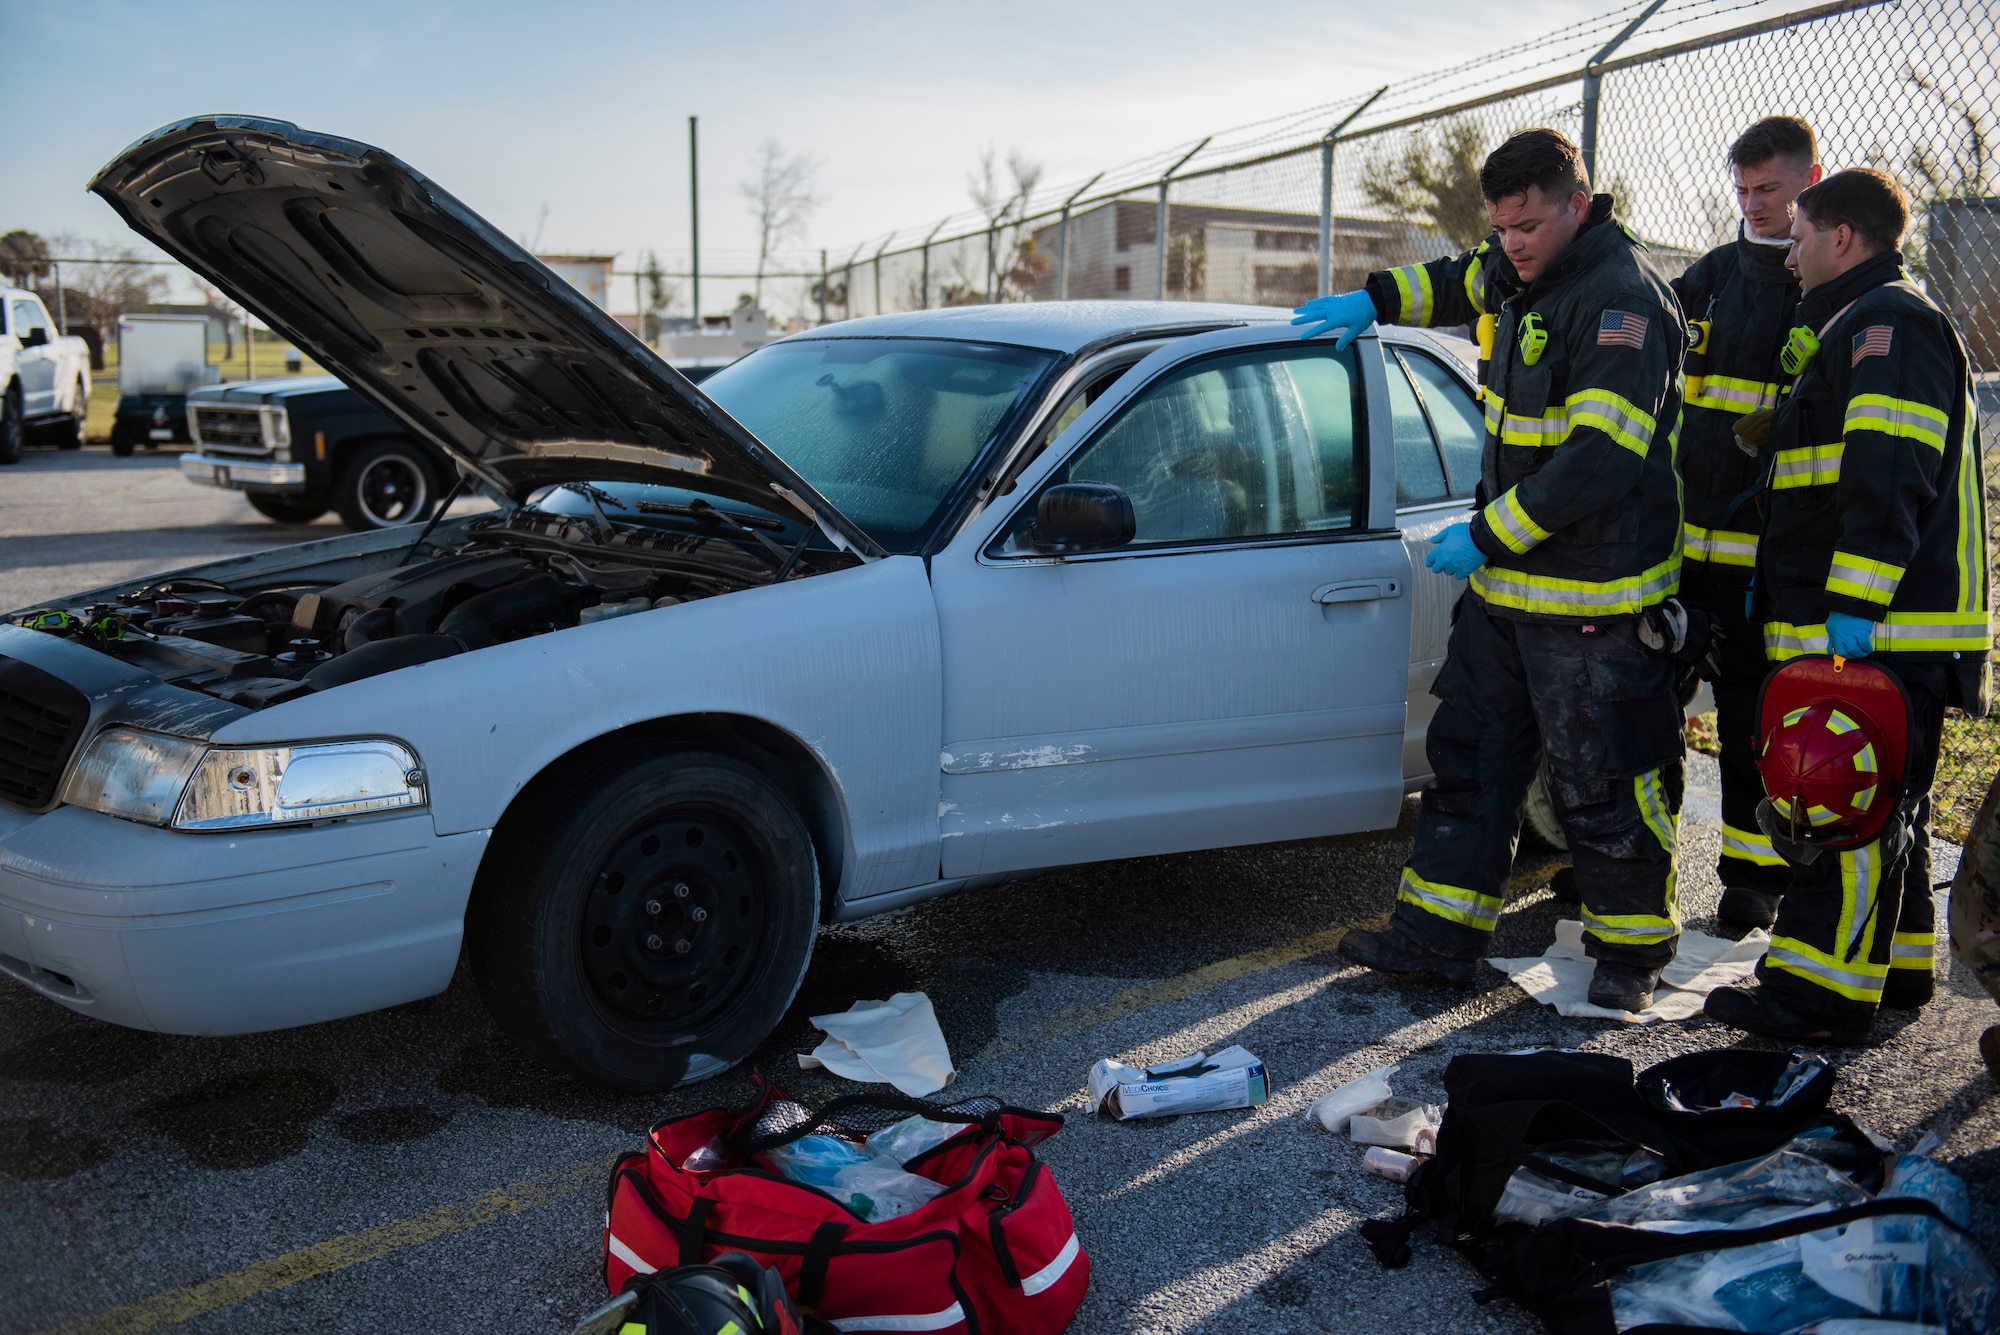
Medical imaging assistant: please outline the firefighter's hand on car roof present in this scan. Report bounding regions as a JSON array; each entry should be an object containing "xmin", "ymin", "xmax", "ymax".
[
  {"xmin": 1824, "ymin": 611, "xmax": 1875, "ymax": 659},
  {"xmin": 1291, "ymin": 290, "xmax": 1377, "ymax": 350},
  {"xmin": 1425, "ymin": 524, "xmax": 1486, "ymax": 579}
]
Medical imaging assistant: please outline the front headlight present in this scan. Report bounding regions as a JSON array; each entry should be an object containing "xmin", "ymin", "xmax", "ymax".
[
  {"xmin": 63, "ymin": 731, "xmax": 425, "ymax": 830},
  {"xmin": 259, "ymin": 404, "xmax": 292, "ymax": 456}
]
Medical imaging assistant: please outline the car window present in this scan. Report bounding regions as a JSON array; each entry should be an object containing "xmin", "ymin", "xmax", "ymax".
[
  {"xmin": 700, "ymin": 337, "xmax": 1055, "ymax": 554},
  {"xmin": 1386, "ymin": 351, "xmax": 1449, "ymax": 506},
  {"xmin": 1401, "ymin": 350, "xmax": 1484, "ymax": 499},
  {"xmin": 10, "ymin": 301, "xmax": 45, "ymax": 339},
  {"xmin": 1055, "ymin": 346, "xmax": 1361, "ymax": 545}
]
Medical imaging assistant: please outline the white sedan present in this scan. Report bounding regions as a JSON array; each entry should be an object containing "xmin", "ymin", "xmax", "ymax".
[{"xmin": 0, "ymin": 116, "xmax": 1496, "ymax": 1089}]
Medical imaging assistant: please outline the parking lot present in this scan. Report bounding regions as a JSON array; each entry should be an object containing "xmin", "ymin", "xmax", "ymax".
[{"xmin": 0, "ymin": 444, "xmax": 1996, "ymax": 1335}]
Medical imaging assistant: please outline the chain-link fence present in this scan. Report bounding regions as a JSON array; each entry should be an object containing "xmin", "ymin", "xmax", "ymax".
[{"xmin": 827, "ymin": 0, "xmax": 1999, "ymax": 838}]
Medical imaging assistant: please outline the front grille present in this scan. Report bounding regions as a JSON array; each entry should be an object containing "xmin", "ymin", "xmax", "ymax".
[
  {"xmin": 188, "ymin": 405, "xmax": 272, "ymax": 456},
  {"xmin": 0, "ymin": 657, "xmax": 89, "ymax": 810}
]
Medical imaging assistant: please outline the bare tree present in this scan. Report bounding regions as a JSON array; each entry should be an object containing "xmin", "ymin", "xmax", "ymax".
[
  {"xmin": 966, "ymin": 147, "xmax": 1045, "ymax": 301},
  {"xmin": 741, "ymin": 140, "xmax": 818, "ymax": 308},
  {"xmin": 641, "ymin": 250, "xmax": 679, "ymax": 338},
  {"xmin": 47, "ymin": 232, "xmax": 169, "ymax": 345}
]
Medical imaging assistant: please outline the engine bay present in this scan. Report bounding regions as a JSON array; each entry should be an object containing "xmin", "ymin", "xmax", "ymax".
[{"xmin": 10, "ymin": 490, "xmax": 855, "ymax": 710}]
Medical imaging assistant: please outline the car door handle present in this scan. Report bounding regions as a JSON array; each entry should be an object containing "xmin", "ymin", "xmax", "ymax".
[{"xmin": 1312, "ymin": 579, "xmax": 1401, "ymax": 604}]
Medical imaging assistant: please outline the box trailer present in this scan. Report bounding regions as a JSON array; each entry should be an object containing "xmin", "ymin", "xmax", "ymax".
[{"xmin": 111, "ymin": 314, "xmax": 215, "ymax": 455}]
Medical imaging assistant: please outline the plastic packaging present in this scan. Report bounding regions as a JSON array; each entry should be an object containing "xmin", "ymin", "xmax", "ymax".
[
  {"xmin": 1089, "ymin": 1045, "xmax": 1269, "ymax": 1120},
  {"xmin": 1309, "ymin": 1063, "xmax": 1397, "ymax": 1135},
  {"xmin": 1585, "ymin": 1151, "xmax": 1999, "ymax": 1333},
  {"xmin": 1493, "ymin": 1141, "xmax": 1669, "ymax": 1226},
  {"xmin": 681, "ymin": 1134, "xmax": 730, "ymax": 1173},
  {"xmin": 1361, "ymin": 1147, "xmax": 1418, "ymax": 1182},
  {"xmin": 865, "ymin": 1114, "xmax": 963, "ymax": 1166},
  {"xmin": 1348, "ymin": 1097, "xmax": 1443, "ymax": 1150},
  {"xmin": 1657, "ymin": 1053, "xmax": 1830, "ymax": 1113},
  {"xmin": 760, "ymin": 1134, "xmax": 946, "ymax": 1222}
]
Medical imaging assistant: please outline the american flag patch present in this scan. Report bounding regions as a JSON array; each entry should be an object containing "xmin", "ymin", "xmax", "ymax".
[
  {"xmin": 1598, "ymin": 309, "xmax": 1648, "ymax": 349},
  {"xmin": 1852, "ymin": 325, "xmax": 1893, "ymax": 365}
]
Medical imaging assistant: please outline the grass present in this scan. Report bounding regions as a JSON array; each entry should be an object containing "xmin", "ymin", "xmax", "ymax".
[{"xmin": 81, "ymin": 331, "xmax": 325, "ymax": 443}]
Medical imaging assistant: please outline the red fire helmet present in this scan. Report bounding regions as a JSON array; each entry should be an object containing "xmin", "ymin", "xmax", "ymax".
[{"xmin": 1754, "ymin": 656, "xmax": 1911, "ymax": 848}]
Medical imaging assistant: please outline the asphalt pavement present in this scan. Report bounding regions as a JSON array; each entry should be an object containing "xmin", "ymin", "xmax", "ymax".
[{"xmin": 1, "ymin": 444, "xmax": 1996, "ymax": 1335}]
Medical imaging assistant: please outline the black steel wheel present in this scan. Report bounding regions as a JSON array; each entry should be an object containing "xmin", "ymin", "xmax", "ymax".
[
  {"xmin": 0, "ymin": 384, "xmax": 22, "ymax": 465},
  {"xmin": 334, "ymin": 439, "xmax": 434, "ymax": 530},
  {"xmin": 469, "ymin": 751, "xmax": 819, "ymax": 1091}
]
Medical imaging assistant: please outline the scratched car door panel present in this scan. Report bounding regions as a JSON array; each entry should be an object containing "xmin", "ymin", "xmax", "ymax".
[{"xmin": 929, "ymin": 327, "xmax": 1411, "ymax": 877}]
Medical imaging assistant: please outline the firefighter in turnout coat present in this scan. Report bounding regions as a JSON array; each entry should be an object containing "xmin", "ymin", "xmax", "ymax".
[
  {"xmin": 1296, "ymin": 130, "xmax": 1690, "ymax": 1012},
  {"xmin": 1669, "ymin": 118, "xmax": 1819, "ymax": 930},
  {"xmin": 1706, "ymin": 168, "xmax": 1993, "ymax": 1042}
]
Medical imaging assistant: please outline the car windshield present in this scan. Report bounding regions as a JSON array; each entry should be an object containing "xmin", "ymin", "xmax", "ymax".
[{"xmin": 695, "ymin": 337, "xmax": 1056, "ymax": 552}]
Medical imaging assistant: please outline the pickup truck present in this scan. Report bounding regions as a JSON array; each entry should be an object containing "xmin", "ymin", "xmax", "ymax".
[
  {"xmin": 182, "ymin": 375, "xmax": 455, "ymax": 529},
  {"xmin": 0, "ymin": 288, "xmax": 93, "ymax": 463}
]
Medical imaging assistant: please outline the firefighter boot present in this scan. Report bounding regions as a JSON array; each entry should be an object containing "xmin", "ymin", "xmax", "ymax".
[
  {"xmin": 1704, "ymin": 984, "xmax": 1873, "ymax": 1044},
  {"xmin": 1337, "ymin": 924, "xmax": 1483, "ymax": 985},
  {"xmin": 1587, "ymin": 961, "xmax": 1661, "ymax": 1012}
]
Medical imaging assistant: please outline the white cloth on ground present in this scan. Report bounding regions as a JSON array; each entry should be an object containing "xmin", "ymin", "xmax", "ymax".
[
  {"xmin": 1488, "ymin": 919, "xmax": 1768, "ymax": 1023},
  {"xmin": 798, "ymin": 991, "xmax": 958, "ymax": 1097}
]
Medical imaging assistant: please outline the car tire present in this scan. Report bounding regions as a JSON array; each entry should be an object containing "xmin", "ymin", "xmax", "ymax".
[
  {"xmin": 469, "ymin": 750, "xmax": 820, "ymax": 1091},
  {"xmin": 247, "ymin": 494, "xmax": 331, "ymax": 524},
  {"xmin": 0, "ymin": 384, "xmax": 22, "ymax": 466},
  {"xmin": 334, "ymin": 439, "xmax": 434, "ymax": 530},
  {"xmin": 109, "ymin": 422, "xmax": 137, "ymax": 457},
  {"xmin": 1521, "ymin": 759, "xmax": 1568, "ymax": 851}
]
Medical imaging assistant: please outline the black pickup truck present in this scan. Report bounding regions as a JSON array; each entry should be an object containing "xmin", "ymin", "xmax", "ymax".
[{"xmin": 181, "ymin": 375, "xmax": 456, "ymax": 529}]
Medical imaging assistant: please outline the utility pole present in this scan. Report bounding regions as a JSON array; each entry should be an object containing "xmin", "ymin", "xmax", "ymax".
[
  {"xmin": 1055, "ymin": 172, "xmax": 1103, "ymax": 301},
  {"xmin": 1155, "ymin": 137, "xmax": 1209, "ymax": 301},
  {"xmin": 1579, "ymin": 1, "xmax": 1663, "ymax": 186},
  {"xmin": 1318, "ymin": 87, "xmax": 1387, "ymax": 298},
  {"xmin": 688, "ymin": 115, "xmax": 701, "ymax": 328},
  {"xmin": 244, "ymin": 307, "xmax": 255, "ymax": 380}
]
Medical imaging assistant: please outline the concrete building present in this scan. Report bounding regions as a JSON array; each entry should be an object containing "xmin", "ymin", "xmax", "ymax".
[
  {"xmin": 1026, "ymin": 199, "xmax": 1444, "ymax": 306},
  {"xmin": 535, "ymin": 254, "xmax": 616, "ymax": 310}
]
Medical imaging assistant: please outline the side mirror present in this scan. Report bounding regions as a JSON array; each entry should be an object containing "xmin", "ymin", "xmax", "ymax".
[
  {"xmin": 1029, "ymin": 482, "xmax": 1135, "ymax": 553},
  {"xmin": 21, "ymin": 327, "xmax": 47, "ymax": 348}
]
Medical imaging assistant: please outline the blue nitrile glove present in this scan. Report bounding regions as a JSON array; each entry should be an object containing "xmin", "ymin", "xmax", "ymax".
[
  {"xmin": 1824, "ymin": 610, "xmax": 1875, "ymax": 658},
  {"xmin": 1292, "ymin": 289, "xmax": 1379, "ymax": 350},
  {"xmin": 1426, "ymin": 523, "xmax": 1487, "ymax": 579}
]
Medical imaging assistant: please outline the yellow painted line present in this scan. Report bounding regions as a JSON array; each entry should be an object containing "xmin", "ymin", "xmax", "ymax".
[
  {"xmin": 29, "ymin": 1153, "xmax": 621, "ymax": 1335},
  {"xmin": 980, "ymin": 852, "xmax": 1567, "ymax": 1059},
  {"xmin": 39, "ymin": 852, "xmax": 1569, "ymax": 1333}
]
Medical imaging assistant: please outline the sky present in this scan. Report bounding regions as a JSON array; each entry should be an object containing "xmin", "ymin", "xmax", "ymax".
[{"xmin": 0, "ymin": 0, "xmax": 1761, "ymax": 313}]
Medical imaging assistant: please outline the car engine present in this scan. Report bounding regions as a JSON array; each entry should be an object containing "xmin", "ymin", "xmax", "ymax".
[{"xmin": 9, "ymin": 493, "xmax": 852, "ymax": 710}]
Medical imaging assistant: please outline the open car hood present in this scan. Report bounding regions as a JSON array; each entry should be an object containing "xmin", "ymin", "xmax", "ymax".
[{"xmin": 89, "ymin": 116, "xmax": 881, "ymax": 557}]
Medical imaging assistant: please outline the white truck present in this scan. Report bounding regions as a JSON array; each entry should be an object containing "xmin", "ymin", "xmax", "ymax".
[{"xmin": 0, "ymin": 289, "xmax": 93, "ymax": 463}]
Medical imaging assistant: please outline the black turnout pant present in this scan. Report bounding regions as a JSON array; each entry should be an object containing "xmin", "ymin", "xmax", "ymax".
[
  {"xmin": 1392, "ymin": 595, "xmax": 1686, "ymax": 970},
  {"xmin": 1757, "ymin": 663, "xmax": 1943, "ymax": 1027}
]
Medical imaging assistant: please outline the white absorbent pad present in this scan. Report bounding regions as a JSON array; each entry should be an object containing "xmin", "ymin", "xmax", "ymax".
[
  {"xmin": 1488, "ymin": 919, "xmax": 1768, "ymax": 1023},
  {"xmin": 798, "ymin": 991, "xmax": 958, "ymax": 1097}
]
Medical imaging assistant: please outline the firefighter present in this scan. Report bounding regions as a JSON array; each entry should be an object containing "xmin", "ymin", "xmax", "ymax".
[
  {"xmin": 1294, "ymin": 129, "xmax": 1690, "ymax": 1012},
  {"xmin": 1705, "ymin": 168, "xmax": 1993, "ymax": 1042},
  {"xmin": 1670, "ymin": 117, "xmax": 1820, "ymax": 931}
]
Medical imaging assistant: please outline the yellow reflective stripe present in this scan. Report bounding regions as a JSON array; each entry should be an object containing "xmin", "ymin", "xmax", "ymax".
[
  {"xmin": 1464, "ymin": 249, "xmax": 1487, "ymax": 315},
  {"xmin": 1396, "ymin": 867, "xmax": 1502, "ymax": 931},
  {"xmin": 1567, "ymin": 388, "xmax": 1657, "ymax": 456},
  {"xmin": 1390, "ymin": 264, "xmax": 1432, "ymax": 325},
  {"xmin": 620, "ymin": 1325, "xmax": 649, "ymax": 1335},
  {"xmin": 718, "ymin": 1324, "xmax": 745, "ymax": 1335},
  {"xmin": 1764, "ymin": 611, "xmax": 1995, "ymax": 659},
  {"xmin": 1483, "ymin": 487, "xmax": 1550, "ymax": 555},
  {"xmin": 1470, "ymin": 555, "xmax": 1680, "ymax": 618},
  {"xmin": 1766, "ymin": 937, "xmax": 1888, "ymax": 1001},
  {"xmin": 1721, "ymin": 822, "xmax": 1785, "ymax": 867},
  {"xmin": 1480, "ymin": 392, "xmax": 1570, "ymax": 446},
  {"xmin": 1684, "ymin": 373, "xmax": 1781, "ymax": 414},
  {"xmin": 1683, "ymin": 522, "xmax": 1758, "ymax": 567},
  {"xmin": 1890, "ymin": 929, "xmax": 1935, "ymax": 968},
  {"xmin": 1826, "ymin": 550, "xmax": 1906, "ymax": 606},
  {"xmin": 1845, "ymin": 393, "xmax": 1948, "ymax": 451},
  {"xmin": 1955, "ymin": 395, "xmax": 1985, "ymax": 612},
  {"xmin": 1582, "ymin": 911, "xmax": 1680, "ymax": 945},
  {"xmin": 1771, "ymin": 442, "xmax": 1843, "ymax": 488}
]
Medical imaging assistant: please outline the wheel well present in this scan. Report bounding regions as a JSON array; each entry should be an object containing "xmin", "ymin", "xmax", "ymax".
[
  {"xmin": 336, "ymin": 433, "xmax": 454, "ymax": 492},
  {"xmin": 471, "ymin": 713, "xmax": 850, "ymax": 924}
]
